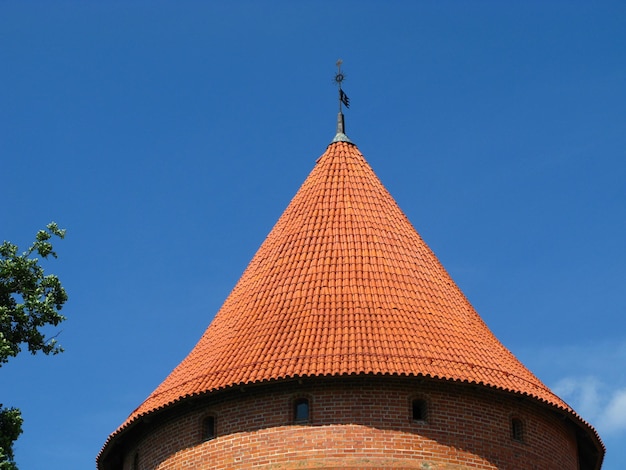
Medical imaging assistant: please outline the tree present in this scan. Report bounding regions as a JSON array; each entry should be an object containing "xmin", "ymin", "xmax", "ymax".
[
  {"xmin": 0, "ymin": 223, "xmax": 68, "ymax": 469},
  {"xmin": 0, "ymin": 408, "xmax": 22, "ymax": 470}
]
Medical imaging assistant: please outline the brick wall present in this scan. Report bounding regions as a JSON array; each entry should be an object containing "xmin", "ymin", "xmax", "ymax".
[{"xmin": 119, "ymin": 376, "xmax": 578, "ymax": 469}]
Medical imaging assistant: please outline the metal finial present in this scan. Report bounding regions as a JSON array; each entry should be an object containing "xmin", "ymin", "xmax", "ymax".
[
  {"xmin": 334, "ymin": 59, "xmax": 349, "ymax": 112},
  {"xmin": 331, "ymin": 59, "xmax": 352, "ymax": 144}
]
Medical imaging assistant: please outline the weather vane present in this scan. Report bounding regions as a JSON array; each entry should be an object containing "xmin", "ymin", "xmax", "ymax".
[{"xmin": 335, "ymin": 59, "xmax": 350, "ymax": 112}]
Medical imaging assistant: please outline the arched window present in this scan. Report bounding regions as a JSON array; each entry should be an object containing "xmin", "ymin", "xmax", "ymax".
[
  {"xmin": 203, "ymin": 415, "xmax": 216, "ymax": 440},
  {"xmin": 412, "ymin": 398, "xmax": 428, "ymax": 422},
  {"xmin": 511, "ymin": 417, "xmax": 524, "ymax": 442},
  {"xmin": 293, "ymin": 398, "xmax": 310, "ymax": 423}
]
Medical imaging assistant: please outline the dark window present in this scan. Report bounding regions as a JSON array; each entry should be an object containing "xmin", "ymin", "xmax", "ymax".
[
  {"xmin": 412, "ymin": 399, "xmax": 427, "ymax": 421},
  {"xmin": 511, "ymin": 417, "xmax": 524, "ymax": 442},
  {"xmin": 294, "ymin": 398, "xmax": 309, "ymax": 423},
  {"xmin": 203, "ymin": 416, "xmax": 216, "ymax": 440},
  {"xmin": 131, "ymin": 452, "xmax": 139, "ymax": 470}
]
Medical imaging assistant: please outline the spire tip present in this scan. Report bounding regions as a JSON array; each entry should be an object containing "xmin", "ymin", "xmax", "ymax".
[{"xmin": 331, "ymin": 60, "xmax": 353, "ymax": 144}]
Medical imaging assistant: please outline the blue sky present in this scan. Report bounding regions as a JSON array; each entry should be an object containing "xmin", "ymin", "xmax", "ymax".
[{"xmin": 1, "ymin": 1, "xmax": 625, "ymax": 468}]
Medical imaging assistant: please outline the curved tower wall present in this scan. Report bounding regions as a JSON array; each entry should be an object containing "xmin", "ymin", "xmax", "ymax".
[{"xmin": 121, "ymin": 377, "xmax": 579, "ymax": 470}]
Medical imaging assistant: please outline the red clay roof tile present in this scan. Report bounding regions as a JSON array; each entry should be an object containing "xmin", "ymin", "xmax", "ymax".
[{"xmin": 107, "ymin": 140, "xmax": 600, "ymax": 451}]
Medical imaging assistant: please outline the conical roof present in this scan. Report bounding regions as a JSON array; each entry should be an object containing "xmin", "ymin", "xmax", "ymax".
[{"xmin": 120, "ymin": 139, "xmax": 576, "ymax": 427}]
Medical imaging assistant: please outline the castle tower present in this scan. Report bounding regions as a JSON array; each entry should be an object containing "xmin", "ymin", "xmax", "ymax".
[{"xmin": 98, "ymin": 80, "xmax": 604, "ymax": 469}]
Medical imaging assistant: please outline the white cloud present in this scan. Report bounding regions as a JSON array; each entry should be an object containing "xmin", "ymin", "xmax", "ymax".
[
  {"xmin": 515, "ymin": 338, "xmax": 626, "ymax": 441},
  {"xmin": 553, "ymin": 377, "xmax": 602, "ymax": 418},
  {"xmin": 598, "ymin": 389, "xmax": 626, "ymax": 433},
  {"xmin": 553, "ymin": 376, "xmax": 626, "ymax": 436}
]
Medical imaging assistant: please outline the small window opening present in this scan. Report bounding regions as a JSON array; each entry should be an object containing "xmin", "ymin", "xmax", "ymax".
[
  {"xmin": 131, "ymin": 452, "xmax": 139, "ymax": 470},
  {"xmin": 294, "ymin": 398, "xmax": 310, "ymax": 423},
  {"xmin": 412, "ymin": 399, "xmax": 427, "ymax": 421},
  {"xmin": 203, "ymin": 416, "xmax": 216, "ymax": 440},
  {"xmin": 511, "ymin": 417, "xmax": 524, "ymax": 442}
]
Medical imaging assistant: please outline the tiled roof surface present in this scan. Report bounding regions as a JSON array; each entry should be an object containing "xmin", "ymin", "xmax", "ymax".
[{"xmin": 117, "ymin": 141, "xmax": 583, "ymax": 432}]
